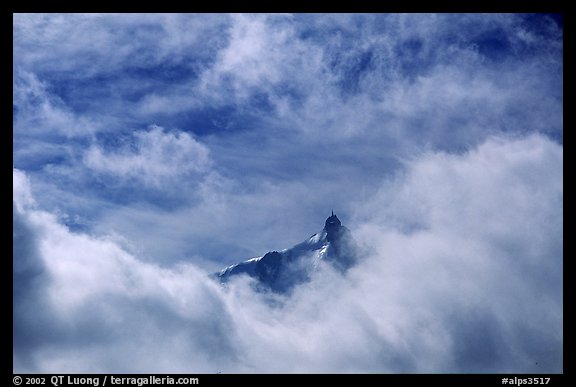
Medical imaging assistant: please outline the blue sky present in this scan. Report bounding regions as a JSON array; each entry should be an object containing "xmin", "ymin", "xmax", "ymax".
[{"xmin": 13, "ymin": 13, "xmax": 562, "ymax": 373}]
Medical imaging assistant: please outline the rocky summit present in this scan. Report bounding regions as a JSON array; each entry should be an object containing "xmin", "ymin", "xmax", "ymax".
[{"xmin": 216, "ymin": 213, "xmax": 358, "ymax": 293}]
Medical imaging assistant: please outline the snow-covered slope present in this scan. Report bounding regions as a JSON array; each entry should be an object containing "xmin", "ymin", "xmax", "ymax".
[{"xmin": 217, "ymin": 213, "xmax": 358, "ymax": 293}]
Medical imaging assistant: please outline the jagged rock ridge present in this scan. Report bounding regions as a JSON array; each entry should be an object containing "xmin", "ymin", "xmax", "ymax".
[{"xmin": 217, "ymin": 212, "xmax": 358, "ymax": 293}]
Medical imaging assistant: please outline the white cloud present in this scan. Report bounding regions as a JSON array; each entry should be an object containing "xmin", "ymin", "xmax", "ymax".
[
  {"xmin": 13, "ymin": 70, "xmax": 98, "ymax": 138},
  {"xmin": 13, "ymin": 13, "xmax": 227, "ymax": 77},
  {"xmin": 83, "ymin": 125, "xmax": 213, "ymax": 188},
  {"xmin": 13, "ymin": 169, "xmax": 36, "ymax": 212},
  {"xmin": 198, "ymin": 14, "xmax": 308, "ymax": 103},
  {"xmin": 13, "ymin": 134, "xmax": 563, "ymax": 373}
]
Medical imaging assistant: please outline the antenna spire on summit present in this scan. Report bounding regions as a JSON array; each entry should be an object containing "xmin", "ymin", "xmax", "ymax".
[{"xmin": 332, "ymin": 210, "xmax": 334, "ymax": 216}]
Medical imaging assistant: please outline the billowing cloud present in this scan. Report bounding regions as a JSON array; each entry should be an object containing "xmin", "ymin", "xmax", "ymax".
[
  {"xmin": 84, "ymin": 125, "xmax": 213, "ymax": 188},
  {"xmin": 13, "ymin": 133, "xmax": 562, "ymax": 372}
]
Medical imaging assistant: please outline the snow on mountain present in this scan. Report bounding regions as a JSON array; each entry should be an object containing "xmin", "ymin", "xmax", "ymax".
[{"xmin": 216, "ymin": 213, "xmax": 358, "ymax": 293}]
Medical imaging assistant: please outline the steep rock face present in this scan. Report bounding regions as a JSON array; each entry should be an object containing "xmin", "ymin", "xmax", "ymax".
[
  {"xmin": 217, "ymin": 213, "xmax": 358, "ymax": 293},
  {"xmin": 325, "ymin": 212, "xmax": 342, "ymax": 241}
]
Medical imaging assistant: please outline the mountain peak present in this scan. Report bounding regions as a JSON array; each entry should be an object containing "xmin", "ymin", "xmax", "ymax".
[
  {"xmin": 217, "ymin": 212, "xmax": 358, "ymax": 293},
  {"xmin": 325, "ymin": 211, "xmax": 341, "ymax": 227},
  {"xmin": 324, "ymin": 212, "xmax": 342, "ymax": 242}
]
